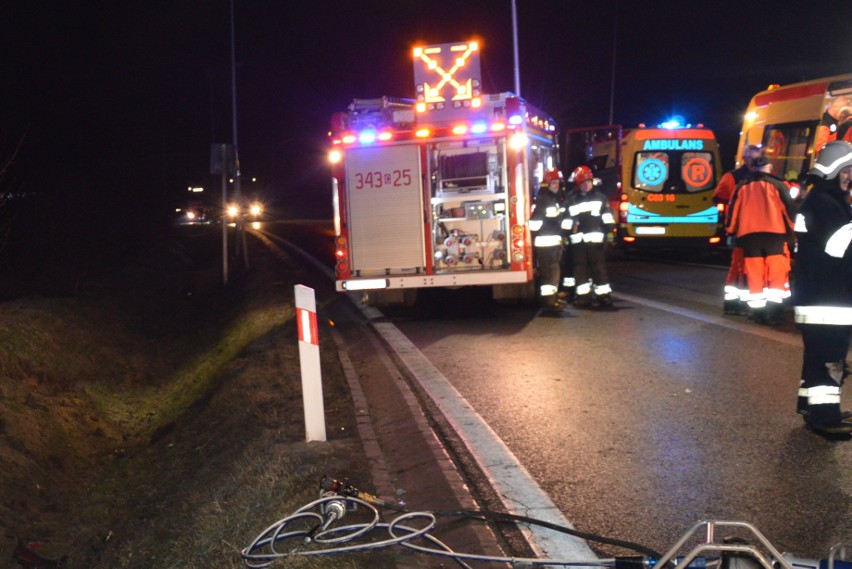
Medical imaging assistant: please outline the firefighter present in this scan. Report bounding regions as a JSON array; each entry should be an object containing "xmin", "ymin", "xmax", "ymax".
[
  {"xmin": 529, "ymin": 168, "xmax": 566, "ymax": 310},
  {"xmin": 557, "ymin": 180, "xmax": 576, "ymax": 302},
  {"xmin": 564, "ymin": 165, "xmax": 615, "ymax": 308},
  {"xmin": 714, "ymin": 144, "xmax": 762, "ymax": 315},
  {"xmin": 725, "ymin": 155, "xmax": 796, "ymax": 325},
  {"xmin": 792, "ymin": 140, "xmax": 852, "ymax": 435}
]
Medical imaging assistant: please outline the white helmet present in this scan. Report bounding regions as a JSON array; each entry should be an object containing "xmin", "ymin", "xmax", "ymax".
[{"xmin": 811, "ymin": 140, "xmax": 852, "ymax": 180}]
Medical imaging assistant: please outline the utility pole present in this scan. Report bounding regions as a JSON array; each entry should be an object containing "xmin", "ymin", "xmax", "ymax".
[
  {"xmin": 511, "ymin": 0, "xmax": 521, "ymax": 97},
  {"xmin": 230, "ymin": 0, "xmax": 248, "ymax": 268},
  {"xmin": 609, "ymin": 1, "xmax": 618, "ymax": 125}
]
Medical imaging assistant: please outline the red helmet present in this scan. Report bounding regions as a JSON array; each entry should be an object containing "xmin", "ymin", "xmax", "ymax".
[
  {"xmin": 570, "ymin": 165, "xmax": 594, "ymax": 185},
  {"xmin": 543, "ymin": 168, "xmax": 563, "ymax": 184}
]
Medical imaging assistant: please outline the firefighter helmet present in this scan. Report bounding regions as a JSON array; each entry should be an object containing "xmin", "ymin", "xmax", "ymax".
[
  {"xmin": 812, "ymin": 140, "xmax": 852, "ymax": 180},
  {"xmin": 570, "ymin": 165, "xmax": 594, "ymax": 185},
  {"xmin": 543, "ymin": 168, "xmax": 563, "ymax": 184}
]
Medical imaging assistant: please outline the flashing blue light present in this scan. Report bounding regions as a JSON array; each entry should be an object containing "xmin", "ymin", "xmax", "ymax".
[
  {"xmin": 659, "ymin": 114, "xmax": 686, "ymax": 129},
  {"xmin": 508, "ymin": 114, "xmax": 523, "ymax": 125},
  {"xmin": 471, "ymin": 121, "xmax": 488, "ymax": 134},
  {"xmin": 358, "ymin": 130, "xmax": 377, "ymax": 144}
]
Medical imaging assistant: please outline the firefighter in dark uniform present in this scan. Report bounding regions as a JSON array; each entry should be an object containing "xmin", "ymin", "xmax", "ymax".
[
  {"xmin": 557, "ymin": 180, "xmax": 576, "ymax": 302},
  {"xmin": 564, "ymin": 165, "xmax": 615, "ymax": 308},
  {"xmin": 529, "ymin": 168, "xmax": 566, "ymax": 310},
  {"xmin": 793, "ymin": 140, "xmax": 852, "ymax": 436}
]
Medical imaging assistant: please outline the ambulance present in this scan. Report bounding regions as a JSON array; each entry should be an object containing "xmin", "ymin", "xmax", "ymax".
[
  {"xmin": 563, "ymin": 120, "xmax": 724, "ymax": 249},
  {"xmin": 736, "ymin": 74, "xmax": 852, "ymax": 180},
  {"xmin": 328, "ymin": 41, "xmax": 559, "ymax": 305}
]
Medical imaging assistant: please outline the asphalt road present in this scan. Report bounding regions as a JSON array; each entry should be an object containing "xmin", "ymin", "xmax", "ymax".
[{"xmin": 262, "ymin": 220, "xmax": 852, "ymax": 561}]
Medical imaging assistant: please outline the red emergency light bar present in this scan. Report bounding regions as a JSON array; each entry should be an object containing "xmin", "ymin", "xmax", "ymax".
[{"xmin": 331, "ymin": 116, "xmax": 553, "ymax": 148}]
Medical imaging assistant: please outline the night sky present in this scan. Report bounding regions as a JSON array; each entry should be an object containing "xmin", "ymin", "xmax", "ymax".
[{"xmin": 2, "ymin": 1, "xmax": 850, "ymax": 221}]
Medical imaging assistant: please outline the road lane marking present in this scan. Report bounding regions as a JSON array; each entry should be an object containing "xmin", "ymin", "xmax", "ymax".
[
  {"xmin": 613, "ymin": 292, "xmax": 801, "ymax": 347},
  {"xmin": 372, "ymin": 321, "xmax": 598, "ymax": 561}
]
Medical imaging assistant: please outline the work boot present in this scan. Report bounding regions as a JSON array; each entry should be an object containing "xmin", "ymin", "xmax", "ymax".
[
  {"xmin": 573, "ymin": 295, "xmax": 592, "ymax": 308},
  {"xmin": 597, "ymin": 294, "xmax": 613, "ymax": 308},
  {"xmin": 540, "ymin": 297, "xmax": 564, "ymax": 311},
  {"xmin": 806, "ymin": 418, "xmax": 852, "ymax": 436},
  {"xmin": 764, "ymin": 302, "xmax": 785, "ymax": 326},
  {"xmin": 724, "ymin": 299, "xmax": 743, "ymax": 315}
]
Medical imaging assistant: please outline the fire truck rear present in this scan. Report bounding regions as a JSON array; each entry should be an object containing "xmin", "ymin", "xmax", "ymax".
[{"xmin": 328, "ymin": 41, "xmax": 559, "ymax": 306}]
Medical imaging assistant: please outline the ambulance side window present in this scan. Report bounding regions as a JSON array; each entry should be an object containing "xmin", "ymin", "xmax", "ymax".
[{"xmin": 762, "ymin": 121, "xmax": 816, "ymax": 180}]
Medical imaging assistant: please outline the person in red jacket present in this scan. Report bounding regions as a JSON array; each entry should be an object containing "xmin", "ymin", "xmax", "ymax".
[
  {"xmin": 725, "ymin": 155, "xmax": 797, "ymax": 325},
  {"xmin": 714, "ymin": 144, "xmax": 762, "ymax": 315}
]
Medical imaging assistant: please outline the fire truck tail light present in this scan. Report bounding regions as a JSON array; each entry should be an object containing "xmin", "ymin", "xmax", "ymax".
[
  {"xmin": 716, "ymin": 203, "xmax": 725, "ymax": 213},
  {"xmin": 619, "ymin": 201, "xmax": 629, "ymax": 212},
  {"xmin": 471, "ymin": 97, "xmax": 482, "ymax": 109},
  {"xmin": 416, "ymin": 128, "xmax": 431, "ymax": 138},
  {"xmin": 490, "ymin": 122, "xmax": 506, "ymax": 132},
  {"xmin": 511, "ymin": 224, "xmax": 524, "ymax": 236},
  {"xmin": 452, "ymin": 124, "xmax": 468, "ymax": 135},
  {"xmin": 377, "ymin": 131, "xmax": 393, "ymax": 141},
  {"xmin": 512, "ymin": 251, "xmax": 525, "ymax": 263},
  {"xmin": 416, "ymin": 102, "xmax": 426, "ymax": 113},
  {"xmin": 708, "ymin": 236, "xmax": 722, "ymax": 245},
  {"xmin": 341, "ymin": 134, "xmax": 357, "ymax": 144}
]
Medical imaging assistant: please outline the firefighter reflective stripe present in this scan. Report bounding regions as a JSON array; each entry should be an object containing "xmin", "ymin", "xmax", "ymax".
[
  {"xmin": 534, "ymin": 234, "xmax": 562, "ymax": 247},
  {"xmin": 568, "ymin": 201, "xmax": 603, "ymax": 217},
  {"xmin": 766, "ymin": 287, "xmax": 790, "ymax": 304},
  {"xmin": 540, "ymin": 284, "xmax": 558, "ymax": 296},
  {"xmin": 576, "ymin": 281, "xmax": 592, "ymax": 295},
  {"xmin": 794, "ymin": 305, "xmax": 852, "ymax": 325},
  {"xmin": 794, "ymin": 213, "xmax": 807, "ymax": 233},
  {"xmin": 804, "ymin": 384, "xmax": 842, "ymax": 405},
  {"xmin": 601, "ymin": 212, "xmax": 615, "ymax": 224},
  {"xmin": 569, "ymin": 232, "xmax": 606, "ymax": 244},
  {"xmin": 561, "ymin": 218, "xmax": 573, "ymax": 230},
  {"xmin": 724, "ymin": 284, "xmax": 744, "ymax": 301},
  {"xmin": 544, "ymin": 206, "xmax": 563, "ymax": 217},
  {"xmin": 594, "ymin": 283, "xmax": 612, "ymax": 295},
  {"xmin": 562, "ymin": 276, "xmax": 576, "ymax": 287},
  {"xmin": 824, "ymin": 222, "xmax": 852, "ymax": 258},
  {"xmin": 529, "ymin": 219, "xmax": 543, "ymax": 231}
]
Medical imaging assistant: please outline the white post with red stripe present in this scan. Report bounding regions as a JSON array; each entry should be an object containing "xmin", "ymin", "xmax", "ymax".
[{"xmin": 295, "ymin": 284, "xmax": 326, "ymax": 442}]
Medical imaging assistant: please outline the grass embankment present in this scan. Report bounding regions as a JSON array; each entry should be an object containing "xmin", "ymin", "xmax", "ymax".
[{"xmin": 0, "ymin": 225, "xmax": 393, "ymax": 568}]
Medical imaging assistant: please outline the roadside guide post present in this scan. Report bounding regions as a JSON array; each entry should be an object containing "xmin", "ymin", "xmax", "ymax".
[{"xmin": 295, "ymin": 285, "xmax": 327, "ymax": 442}]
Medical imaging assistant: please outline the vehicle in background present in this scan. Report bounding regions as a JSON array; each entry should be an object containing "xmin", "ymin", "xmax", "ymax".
[
  {"xmin": 328, "ymin": 40, "xmax": 559, "ymax": 306},
  {"xmin": 736, "ymin": 74, "xmax": 852, "ymax": 184},
  {"xmin": 563, "ymin": 120, "xmax": 724, "ymax": 249},
  {"xmin": 176, "ymin": 200, "xmax": 214, "ymax": 225}
]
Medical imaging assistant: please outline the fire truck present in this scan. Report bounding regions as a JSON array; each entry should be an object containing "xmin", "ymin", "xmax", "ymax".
[
  {"xmin": 328, "ymin": 41, "xmax": 559, "ymax": 305},
  {"xmin": 563, "ymin": 120, "xmax": 724, "ymax": 249}
]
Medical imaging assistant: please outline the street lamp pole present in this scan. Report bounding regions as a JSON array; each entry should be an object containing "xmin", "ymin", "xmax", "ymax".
[
  {"xmin": 230, "ymin": 0, "xmax": 248, "ymax": 267},
  {"xmin": 511, "ymin": 0, "xmax": 521, "ymax": 97}
]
